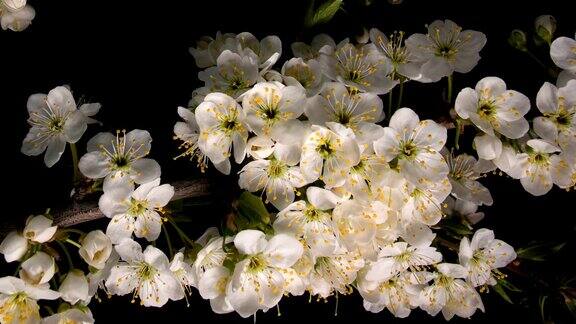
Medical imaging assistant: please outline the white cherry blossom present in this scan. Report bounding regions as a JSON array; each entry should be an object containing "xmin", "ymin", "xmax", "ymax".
[
  {"xmin": 405, "ymin": 20, "xmax": 486, "ymax": 82},
  {"xmin": 419, "ymin": 263, "xmax": 485, "ymax": 320},
  {"xmin": 320, "ymin": 41, "xmax": 397, "ymax": 94},
  {"xmin": 42, "ymin": 309, "xmax": 94, "ymax": 324},
  {"xmin": 21, "ymin": 86, "xmax": 99, "ymax": 167},
  {"xmin": 199, "ymin": 50, "xmax": 259, "ymax": 99},
  {"xmin": 196, "ymin": 93, "xmax": 249, "ymax": 174},
  {"xmin": 105, "ymin": 239, "xmax": 182, "ymax": 307},
  {"xmin": 534, "ymin": 80, "xmax": 576, "ymax": 152},
  {"xmin": 300, "ymin": 123, "xmax": 360, "ymax": 188},
  {"xmin": 0, "ymin": 276, "xmax": 60, "ymax": 324},
  {"xmin": 273, "ymin": 187, "xmax": 341, "ymax": 257},
  {"xmin": 241, "ymin": 81, "xmax": 306, "ymax": 141},
  {"xmin": 78, "ymin": 129, "xmax": 160, "ymax": 187},
  {"xmin": 99, "ymin": 178, "xmax": 174, "ymax": 243},
  {"xmin": 238, "ymin": 144, "xmax": 307, "ymax": 211},
  {"xmin": 459, "ymin": 228, "xmax": 516, "ymax": 287},
  {"xmin": 374, "ymin": 108, "xmax": 448, "ymax": 185},
  {"xmin": 226, "ymin": 230, "xmax": 303, "ymax": 317}
]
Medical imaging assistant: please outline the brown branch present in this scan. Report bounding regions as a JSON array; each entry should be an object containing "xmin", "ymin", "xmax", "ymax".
[{"xmin": 1, "ymin": 179, "xmax": 212, "ymax": 238}]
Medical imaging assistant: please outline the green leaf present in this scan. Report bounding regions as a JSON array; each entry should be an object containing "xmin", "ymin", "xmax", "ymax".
[
  {"xmin": 517, "ymin": 241, "xmax": 567, "ymax": 262},
  {"xmin": 493, "ymin": 282, "xmax": 514, "ymax": 304},
  {"xmin": 304, "ymin": 0, "xmax": 343, "ymax": 28},
  {"xmin": 539, "ymin": 295, "xmax": 548, "ymax": 322},
  {"xmin": 499, "ymin": 278, "xmax": 522, "ymax": 292},
  {"xmin": 237, "ymin": 191, "xmax": 271, "ymax": 225}
]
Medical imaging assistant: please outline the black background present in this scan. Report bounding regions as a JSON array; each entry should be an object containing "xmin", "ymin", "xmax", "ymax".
[{"xmin": 1, "ymin": 0, "xmax": 575, "ymax": 323}]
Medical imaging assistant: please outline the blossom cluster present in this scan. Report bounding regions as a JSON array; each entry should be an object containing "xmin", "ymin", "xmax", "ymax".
[{"xmin": 1, "ymin": 17, "xmax": 574, "ymax": 324}]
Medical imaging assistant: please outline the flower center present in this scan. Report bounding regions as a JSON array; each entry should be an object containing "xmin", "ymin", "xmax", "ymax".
[
  {"xmin": 400, "ymin": 141, "xmax": 418, "ymax": 158},
  {"xmin": 128, "ymin": 199, "xmax": 148, "ymax": 216},
  {"xmin": 477, "ymin": 101, "xmax": 496, "ymax": 118},
  {"xmin": 267, "ymin": 159, "xmax": 287, "ymax": 178},
  {"xmin": 316, "ymin": 138, "xmax": 335, "ymax": 159},
  {"xmin": 137, "ymin": 262, "xmax": 157, "ymax": 280},
  {"xmin": 247, "ymin": 255, "xmax": 267, "ymax": 273},
  {"xmin": 48, "ymin": 118, "xmax": 65, "ymax": 132}
]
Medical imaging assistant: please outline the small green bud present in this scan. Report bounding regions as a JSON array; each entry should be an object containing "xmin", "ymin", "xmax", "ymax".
[
  {"xmin": 508, "ymin": 29, "xmax": 528, "ymax": 52},
  {"xmin": 535, "ymin": 15, "xmax": 556, "ymax": 45}
]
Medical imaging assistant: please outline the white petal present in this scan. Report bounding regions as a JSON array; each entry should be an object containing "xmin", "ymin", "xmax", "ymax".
[
  {"xmin": 474, "ymin": 134, "xmax": 502, "ymax": 160},
  {"xmin": 455, "ymin": 88, "xmax": 478, "ymax": 119},
  {"xmin": 131, "ymin": 158, "xmax": 161, "ymax": 184},
  {"xmin": 146, "ymin": 184, "xmax": 174, "ymax": 208},
  {"xmin": 234, "ymin": 230, "xmax": 267, "ymax": 255},
  {"xmin": 0, "ymin": 231, "xmax": 28, "ymax": 263},
  {"xmin": 134, "ymin": 211, "xmax": 162, "ymax": 242},
  {"xmin": 263, "ymin": 234, "xmax": 303, "ymax": 268},
  {"xmin": 44, "ymin": 136, "xmax": 66, "ymax": 168},
  {"xmin": 114, "ymin": 238, "xmax": 143, "ymax": 263},
  {"xmin": 78, "ymin": 152, "xmax": 110, "ymax": 179}
]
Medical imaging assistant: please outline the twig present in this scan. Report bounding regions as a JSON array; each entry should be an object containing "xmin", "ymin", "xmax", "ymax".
[{"xmin": 0, "ymin": 179, "xmax": 212, "ymax": 239}]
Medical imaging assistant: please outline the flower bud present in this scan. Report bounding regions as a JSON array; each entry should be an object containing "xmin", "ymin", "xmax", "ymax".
[
  {"xmin": 508, "ymin": 29, "xmax": 528, "ymax": 51},
  {"xmin": 59, "ymin": 269, "xmax": 90, "ymax": 305},
  {"xmin": 79, "ymin": 230, "xmax": 112, "ymax": 270},
  {"xmin": 535, "ymin": 15, "xmax": 556, "ymax": 45}
]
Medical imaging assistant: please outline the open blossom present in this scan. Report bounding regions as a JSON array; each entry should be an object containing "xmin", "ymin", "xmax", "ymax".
[
  {"xmin": 518, "ymin": 139, "xmax": 561, "ymax": 196},
  {"xmin": 78, "ymin": 129, "xmax": 160, "ymax": 187},
  {"xmin": 21, "ymin": 86, "xmax": 100, "ymax": 167},
  {"xmin": 226, "ymin": 230, "xmax": 303, "ymax": 317},
  {"xmin": 79, "ymin": 230, "xmax": 112, "ymax": 270},
  {"xmin": 550, "ymin": 149, "xmax": 576, "ymax": 189},
  {"xmin": 459, "ymin": 229, "xmax": 516, "ymax": 287},
  {"xmin": 19, "ymin": 252, "xmax": 55, "ymax": 286},
  {"xmin": 456, "ymin": 77, "xmax": 530, "ymax": 160},
  {"xmin": 291, "ymin": 34, "xmax": 336, "ymax": 60},
  {"xmin": 0, "ymin": 276, "xmax": 60, "ymax": 324},
  {"xmin": 300, "ymin": 123, "xmax": 360, "ymax": 188},
  {"xmin": 42, "ymin": 309, "xmax": 94, "ymax": 324},
  {"xmin": 59, "ymin": 270, "xmax": 90, "ymax": 305},
  {"xmin": 443, "ymin": 150, "xmax": 493, "ymax": 206},
  {"xmin": 320, "ymin": 41, "xmax": 397, "ymax": 94},
  {"xmin": 1, "ymin": 0, "xmax": 35, "ymax": 31},
  {"xmin": 308, "ymin": 250, "xmax": 365, "ymax": 298},
  {"xmin": 534, "ymin": 80, "xmax": 576, "ymax": 152},
  {"xmin": 105, "ymin": 239, "xmax": 183, "ymax": 307},
  {"xmin": 241, "ymin": 81, "xmax": 306, "ymax": 141},
  {"xmin": 305, "ymin": 82, "xmax": 384, "ymax": 138},
  {"xmin": 419, "ymin": 263, "xmax": 484, "ymax": 320},
  {"xmin": 374, "ymin": 107, "xmax": 448, "ymax": 185},
  {"xmin": 239, "ymin": 144, "xmax": 307, "ymax": 211},
  {"xmin": 196, "ymin": 93, "xmax": 249, "ymax": 174},
  {"xmin": 281, "ymin": 58, "xmax": 324, "ymax": 96},
  {"xmin": 169, "ymin": 252, "xmax": 196, "ymax": 302},
  {"xmin": 358, "ymin": 271, "xmax": 430, "ymax": 318},
  {"xmin": 0, "ymin": 215, "xmax": 57, "ymax": 263},
  {"xmin": 364, "ymin": 242, "xmax": 442, "ymax": 283},
  {"xmin": 405, "ymin": 20, "xmax": 486, "ymax": 82},
  {"xmin": 197, "ymin": 266, "xmax": 233, "ymax": 314},
  {"xmin": 273, "ymin": 187, "xmax": 341, "ymax": 257},
  {"xmin": 370, "ymin": 28, "xmax": 423, "ymax": 81},
  {"xmin": 174, "ymin": 106, "xmax": 210, "ymax": 172},
  {"xmin": 332, "ymin": 199, "xmax": 385, "ymax": 252},
  {"xmin": 99, "ymin": 178, "xmax": 174, "ymax": 243},
  {"xmin": 199, "ymin": 50, "xmax": 259, "ymax": 99}
]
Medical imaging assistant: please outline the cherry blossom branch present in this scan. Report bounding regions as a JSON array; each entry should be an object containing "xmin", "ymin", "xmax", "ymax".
[{"xmin": 0, "ymin": 179, "xmax": 212, "ymax": 238}]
